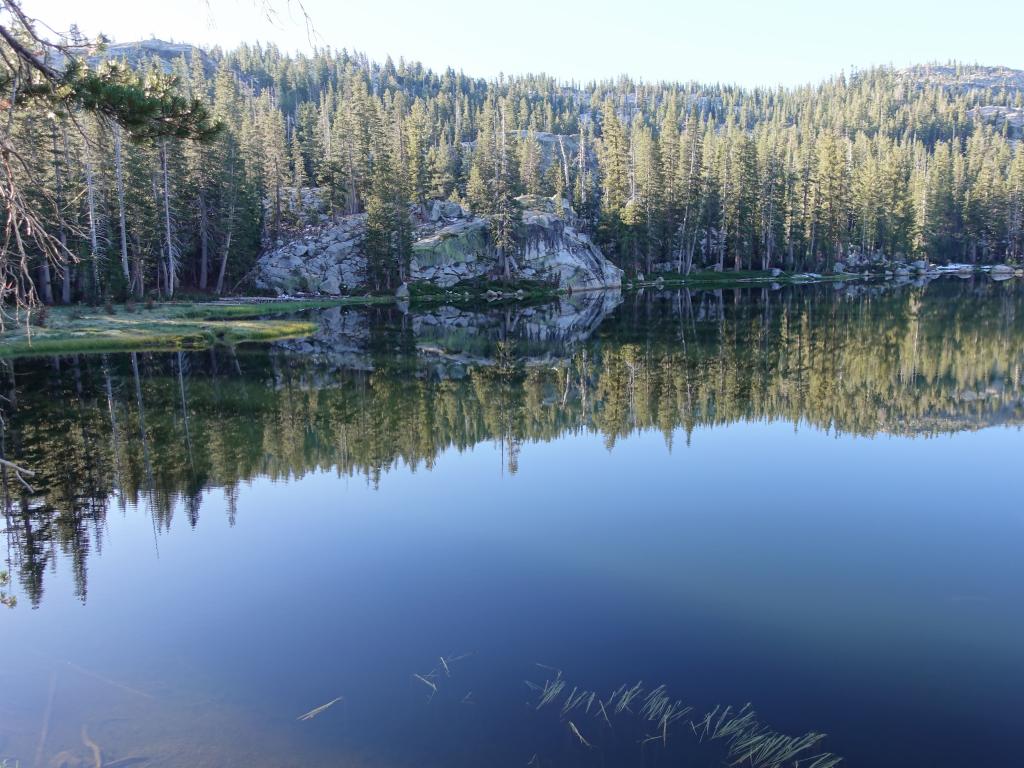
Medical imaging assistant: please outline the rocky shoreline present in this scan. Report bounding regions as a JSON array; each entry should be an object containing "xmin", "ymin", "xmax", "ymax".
[
  {"xmin": 257, "ymin": 190, "xmax": 1022, "ymax": 304},
  {"xmin": 256, "ymin": 194, "xmax": 622, "ymax": 298}
]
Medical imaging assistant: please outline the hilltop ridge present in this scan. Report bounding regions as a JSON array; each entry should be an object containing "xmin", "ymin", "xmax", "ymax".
[{"xmin": 66, "ymin": 40, "xmax": 1024, "ymax": 93}]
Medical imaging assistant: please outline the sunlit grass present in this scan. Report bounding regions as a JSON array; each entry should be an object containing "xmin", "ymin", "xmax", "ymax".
[{"xmin": 0, "ymin": 298, "xmax": 389, "ymax": 357}]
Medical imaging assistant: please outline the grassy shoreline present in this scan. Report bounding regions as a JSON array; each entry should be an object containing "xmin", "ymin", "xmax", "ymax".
[
  {"xmin": 0, "ymin": 271, "xmax": 894, "ymax": 357},
  {"xmin": 0, "ymin": 298, "xmax": 384, "ymax": 358}
]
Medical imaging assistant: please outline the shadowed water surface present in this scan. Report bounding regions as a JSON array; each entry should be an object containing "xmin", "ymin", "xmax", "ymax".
[{"xmin": 2, "ymin": 279, "xmax": 1023, "ymax": 768}]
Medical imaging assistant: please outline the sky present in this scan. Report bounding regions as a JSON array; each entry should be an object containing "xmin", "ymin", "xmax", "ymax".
[{"xmin": 30, "ymin": 0, "xmax": 1024, "ymax": 87}]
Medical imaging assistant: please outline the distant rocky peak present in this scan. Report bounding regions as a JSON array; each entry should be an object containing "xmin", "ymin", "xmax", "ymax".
[
  {"xmin": 900, "ymin": 64, "xmax": 1024, "ymax": 92},
  {"xmin": 49, "ymin": 38, "xmax": 215, "ymax": 76}
]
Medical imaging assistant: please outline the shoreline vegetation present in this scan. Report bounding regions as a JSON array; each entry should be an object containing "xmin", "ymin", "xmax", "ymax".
[
  {"xmin": 0, "ymin": 300, "xmax": 338, "ymax": 357},
  {"xmin": 1, "ymin": 266, "xmax": 1019, "ymax": 357},
  {"xmin": 3, "ymin": 26, "xmax": 1024, "ymax": 317}
]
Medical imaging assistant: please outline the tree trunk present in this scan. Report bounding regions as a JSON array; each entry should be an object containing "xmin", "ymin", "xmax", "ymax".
[
  {"xmin": 557, "ymin": 134, "xmax": 571, "ymax": 204},
  {"xmin": 160, "ymin": 139, "xmax": 176, "ymax": 298},
  {"xmin": 577, "ymin": 131, "xmax": 587, "ymax": 205},
  {"xmin": 215, "ymin": 231, "xmax": 233, "ymax": 295},
  {"xmin": 61, "ymin": 265, "xmax": 72, "ymax": 305},
  {"xmin": 37, "ymin": 263, "xmax": 54, "ymax": 304},
  {"xmin": 216, "ymin": 148, "xmax": 239, "ymax": 295},
  {"xmin": 198, "ymin": 193, "xmax": 209, "ymax": 291},
  {"xmin": 113, "ymin": 126, "xmax": 132, "ymax": 294},
  {"xmin": 677, "ymin": 207, "xmax": 689, "ymax": 273},
  {"xmin": 273, "ymin": 157, "xmax": 282, "ymax": 238},
  {"xmin": 84, "ymin": 155, "xmax": 101, "ymax": 301},
  {"xmin": 808, "ymin": 223, "xmax": 816, "ymax": 271},
  {"xmin": 49, "ymin": 122, "xmax": 72, "ymax": 304}
]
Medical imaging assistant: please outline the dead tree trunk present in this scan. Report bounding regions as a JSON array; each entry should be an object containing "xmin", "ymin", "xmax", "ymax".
[
  {"xmin": 50, "ymin": 123, "xmax": 72, "ymax": 304},
  {"xmin": 113, "ymin": 125, "xmax": 132, "ymax": 294},
  {"xmin": 160, "ymin": 138, "xmax": 177, "ymax": 298},
  {"xmin": 84, "ymin": 154, "xmax": 100, "ymax": 300}
]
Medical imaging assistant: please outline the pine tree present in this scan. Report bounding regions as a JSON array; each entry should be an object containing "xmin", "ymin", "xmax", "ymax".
[
  {"xmin": 923, "ymin": 141, "xmax": 957, "ymax": 259},
  {"xmin": 1008, "ymin": 145, "xmax": 1024, "ymax": 261},
  {"xmin": 6, "ymin": 21, "xmax": 1024, "ymax": 306},
  {"xmin": 364, "ymin": 102, "xmax": 413, "ymax": 290},
  {"xmin": 405, "ymin": 99, "xmax": 430, "ymax": 205},
  {"xmin": 676, "ymin": 109, "xmax": 704, "ymax": 273},
  {"xmin": 426, "ymin": 142, "xmax": 456, "ymax": 200},
  {"xmin": 518, "ymin": 129, "xmax": 542, "ymax": 196},
  {"xmin": 596, "ymin": 98, "xmax": 631, "ymax": 262}
]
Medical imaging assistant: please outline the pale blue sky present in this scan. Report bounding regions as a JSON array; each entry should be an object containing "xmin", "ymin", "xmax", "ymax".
[{"xmin": 34, "ymin": 0, "xmax": 1024, "ymax": 86}]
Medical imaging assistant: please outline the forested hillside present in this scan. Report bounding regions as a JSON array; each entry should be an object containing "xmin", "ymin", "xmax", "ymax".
[{"xmin": 5, "ymin": 29, "xmax": 1024, "ymax": 304}]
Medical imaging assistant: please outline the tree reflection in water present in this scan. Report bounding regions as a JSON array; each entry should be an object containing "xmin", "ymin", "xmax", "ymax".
[{"xmin": 3, "ymin": 278, "xmax": 1023, "ymax": 606}]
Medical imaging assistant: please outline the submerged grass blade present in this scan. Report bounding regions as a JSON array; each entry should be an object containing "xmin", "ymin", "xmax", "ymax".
[
  {"xmin": 568, "ymin": 721, "xmax": 591, "ymax": 748},
  {"xmin": 523, "ymin": 667, "xmax": 841, "ymax": 768},
  {"xmin": 615, "ymin": 681, "xmax": 643, "ymax": 714},
  {"xmin": 413, "ymin": 673, "xmax": 438, "ymax": 699},
  {"xmin": 535, "ymin": 662, "xmax": 562, "ymax": 677},
  {"xmin": 536, "ymin": 678, "xmax": 565, "ymax": 710},
  {"xmin": 560, "ymin": 686, "xmax": 578, "ymax": 716},
  {"xmin": 297, "ymin": 696, "xmax": 343, "ymax": 721}
]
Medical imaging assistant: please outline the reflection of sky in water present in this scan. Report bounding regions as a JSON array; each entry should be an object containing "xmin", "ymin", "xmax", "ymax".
[{"xmin": 4, "ymin": 420, "xmax": 1023, "ymax": 768}]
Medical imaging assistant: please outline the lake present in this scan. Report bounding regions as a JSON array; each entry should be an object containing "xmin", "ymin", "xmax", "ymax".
[{"xmin": 2, "ymin": 278, "xmax": 1023, "ymax": 768}]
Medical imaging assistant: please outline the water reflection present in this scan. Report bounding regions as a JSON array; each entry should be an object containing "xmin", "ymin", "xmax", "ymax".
[
  {"xmin": 3, "ymin": 279, "xmax": 1024, "ymax": 607},
  {"xmin": 2, "ymin": 279, "xmax": 1024, "ymax": 768}
]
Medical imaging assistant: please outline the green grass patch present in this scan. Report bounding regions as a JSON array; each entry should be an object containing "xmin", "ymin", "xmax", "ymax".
[
  {"xmin": 0, "ymin": 298, "xmax": 383, "ymax": 357},
  {"xmin": 176, "ymin": 295, "xmax": 391, "ymax": 319}
]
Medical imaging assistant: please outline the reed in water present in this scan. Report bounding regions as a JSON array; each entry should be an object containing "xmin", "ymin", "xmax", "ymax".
[
  {"xmin": 523, "ymin": 668, "xmax": 842, "ymax": 767},
  {"xmin": 297, "ymin": 696, "xmax": 343, "ymax": 721}
]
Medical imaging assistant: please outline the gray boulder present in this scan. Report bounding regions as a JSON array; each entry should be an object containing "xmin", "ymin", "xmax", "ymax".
[
  {"xmin": 257, "ymin": 195, "xmax": 621, "ymax": 295},
  {"xmin": 990, "ymin": 264, "xmax": 1015, "ymax": 281},
  {"xmin": 428, "ymin": 199, "xmax": 466, "ymax": 222}
]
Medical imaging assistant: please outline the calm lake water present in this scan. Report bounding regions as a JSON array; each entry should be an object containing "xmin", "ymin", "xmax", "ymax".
[{"xmin": 2, "ymin": 278, "xmax": 1023, "ymax": 768}]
